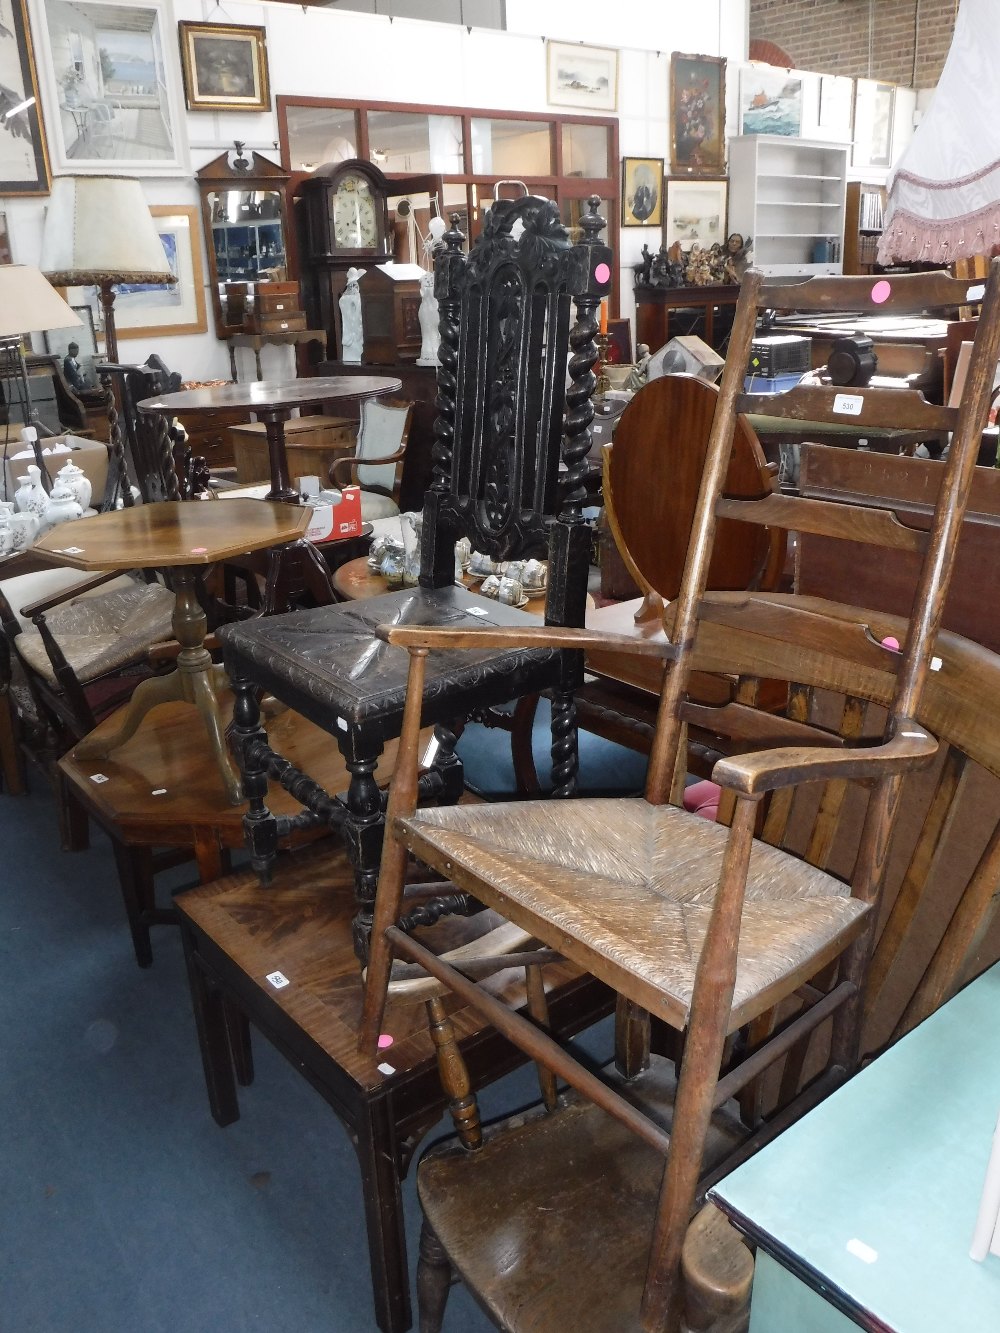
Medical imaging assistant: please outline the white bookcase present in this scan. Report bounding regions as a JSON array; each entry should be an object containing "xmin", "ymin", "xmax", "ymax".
[{"xmin": 728, "ymin": 136, "xmax": 850, "ymax": 278}]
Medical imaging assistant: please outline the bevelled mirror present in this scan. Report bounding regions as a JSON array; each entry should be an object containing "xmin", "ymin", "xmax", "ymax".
[{"xmin": 196, "ymin": 143, "xmax": 293, "ymax": 339}]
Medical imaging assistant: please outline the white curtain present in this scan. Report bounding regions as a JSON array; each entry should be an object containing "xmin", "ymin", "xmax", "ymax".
[{"xmin": 879, "ymin": 0, "xmax": 999, "ymax": 264}]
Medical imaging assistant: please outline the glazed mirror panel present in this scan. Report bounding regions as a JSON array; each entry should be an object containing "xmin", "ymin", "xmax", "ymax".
[{"xmin": 208, "ymin": 189, "xmax": 288, "ymax": 282}]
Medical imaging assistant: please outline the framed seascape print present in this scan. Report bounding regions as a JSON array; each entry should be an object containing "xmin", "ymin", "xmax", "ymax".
[
  {"xmin": 546, "ymin": 40, "xmax": 618, "ymax": 113},
  {"xmin": 621, "ymin": 157, "xmax": 663, "ymax": 227},
  {"xmin": 739, "ymin": 65, "xmax": 803, "ymax": 137},
  {"xmin": 670, "ymin": 53, "xmax": 726, "ymax": 175},
  {"xmin": 31, "ymin": 0, "xmax": 189, "ymax": 174},
  {"xmin": 177, "ymin": 21, "xmax": 269, "ymax": 113},
  {"xmin": 112, "ymin": 205, "xmax": 207, "ymax": 339},
  {"xmin": 664, "ymin": 177, "xmax": 728, "ymax": 250},
  {"xmin": 853, "ymin": 79, "xmax": 895, "ymax": 169},
  {"xmin": 0, "ymin": 0, "xmax": 51, "ymax": 194}
]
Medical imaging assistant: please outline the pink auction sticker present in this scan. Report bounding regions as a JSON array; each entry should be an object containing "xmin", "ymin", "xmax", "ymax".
[
  {"xmin": 871, "ymin": 280, "xmax": 892, "ymax": 305},
  {"xmin": 594, "ymin": 262, "xmax": 611, "ymax": 284},
  {"xmin": 377, "ymin": 1034, "xmax": 394, "ymax": 1050},
  {"xmin": 190, "ymin": 546, "xmax": 208, "ymax": 554}
]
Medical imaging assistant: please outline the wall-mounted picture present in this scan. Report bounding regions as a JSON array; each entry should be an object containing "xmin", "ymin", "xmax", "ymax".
[
  {"xmin": 0, "ymin": 0, "xmax": 51, "ymax": 194},
  {"xmin": 33, "ymin": 0, "xmax": 189, "ymax": 174},
  {"xmin": 670, "ymin": 53, "xmax": 726, "ymax": 175},
  {"xmin": 177, "ymin": 21, "xmax": 269, "ymax": 113},
  {"xmin": 621, "ymin": 157, "xmax": 663, "ymax": 227},
  {"xmin": 546, "ymin": 40, "xmax": 618, "ymax": 112},
  {"xmin": 0, "ymin": 211, "xmax": 13, "ymax": 262},
  {"xmin": 664, "ymin": 177, "xmax": 728, "ymax": 250},
  {"xmin": 110, "ymin": 204, "xmax": 206, "ymax": 338},
  {"xmin": 819, "ymin": 73, "xmax": 854, "ymax": 134},
  {"xmin": 853, "ymin": 79, "xmax": 895, "ymax": 169},
  {"xmin": 740, "ymin": 65, "xmax": 803, "ymax": 137},
  {"xmin": 605, "ymin": 317, "xmax": 632, "ymax": 366}
]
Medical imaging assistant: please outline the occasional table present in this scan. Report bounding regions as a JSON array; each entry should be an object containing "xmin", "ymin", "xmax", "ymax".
[
  {"xmin": 711, "ymin": 961, "xmax": 1000, "ymax": 1332},
  {"xmin": 226, "ymin": 328, "xmax": 327, "ymax": 382},
  {"xmin": 31, "ymin": 499, "xmax": 309, "ymax": 804},
  {"xmin": 634, "ymin": 283, "xmax": 740, "ymax": 352},
  {"xmin": 331, "ymin": 555, "xmax": 551, "ymax": 616},
  {"xmin": 139, "ymin": 377, "xmax": 401, "ymax": 610}
]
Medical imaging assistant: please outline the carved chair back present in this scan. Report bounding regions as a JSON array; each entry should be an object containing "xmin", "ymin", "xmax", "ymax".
[{"xmin": 100, "ymin": 363, "xmax": 208, "ymax": 505}]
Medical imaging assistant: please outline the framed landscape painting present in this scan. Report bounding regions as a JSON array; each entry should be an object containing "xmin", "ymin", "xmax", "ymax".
[
  {"xmin": 664, "ymin": 177, "xmax": 728, "ymax": 250},
  {"xmin": 0, "ymin": 0, "xmax": 50, "ymax": 194},
  {"xmin": 670, "ymin": 53, "xmax": 726, "ymax": 175},
  {"xmin": 546, "ymin": 40, "xmax": 618, "ymax": 112},
  {"xmin": 178, "ymin": 21, "xmax": 269, "ymax": 113},
  {"xmin": 31, "ymin": 0, "xmax": 189, "ymax": 174}
]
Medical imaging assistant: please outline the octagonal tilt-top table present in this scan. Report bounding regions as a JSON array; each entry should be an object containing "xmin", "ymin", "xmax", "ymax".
[
  {"xmin": 139, "ymin": 377, "xmax": 402, "ymax": 612},
  {"xmin": 32, "ymin": 499, "xmax": 310, "ymax": 804}
]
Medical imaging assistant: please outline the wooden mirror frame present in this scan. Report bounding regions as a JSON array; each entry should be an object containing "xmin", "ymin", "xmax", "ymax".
[{"xmin": 196, "ymin": 144, "xmax": 293, "ymax": 340}]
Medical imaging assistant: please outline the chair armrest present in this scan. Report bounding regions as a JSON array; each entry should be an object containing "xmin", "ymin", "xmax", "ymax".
[
  {"xmin": 330, "ymin": 447, "xmax": 406, "ymax": 488},
  {"xmin": 21, "ymin": 569, "xmax": 123, "ymax": 619},
  {"xmin": 712, "ymin": 719, "xmax": 938, "ymax": 796},
  {"xmin": 378, "ymin": 623, "xmax": 677, "ymax": 659}
]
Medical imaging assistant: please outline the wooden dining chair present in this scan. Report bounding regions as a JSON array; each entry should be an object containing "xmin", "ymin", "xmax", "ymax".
[
  {"xmin": 328, "ymin": 398, "xmax": 413, "ymax": 522},
  {"xmin": 358, "ymin": 262, "xmax": 1000, "ymax": 1332}
]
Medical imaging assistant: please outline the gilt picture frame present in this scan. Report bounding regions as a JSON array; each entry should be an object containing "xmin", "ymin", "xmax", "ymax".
[
  {"xmin": 621, "ymin": 156, "xmax": 663, "ymax": 227},
  {"xmin": 0, "ymin": 0, "xmax": 51, "ymax": 194},
  {"xmin": 670, "ymin": 52, "xmax": 726, "ymax": 175},
  {"xmin": 664, "ymin": 177, "xmax": 728, "ymax": 250},
  {"xmin": 177, "ymin": 20, "xmax": 269, "ymax": 113},
  {"xmin": 112, "ymin": 204, "xmax": 207, "ymax": 339}
]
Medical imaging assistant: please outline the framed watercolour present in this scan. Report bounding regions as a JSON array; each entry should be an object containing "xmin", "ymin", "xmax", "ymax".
[
  {"xmin": 621, "ymin": 157, "xmax": 663, "ymax": 227},
  {"xmin": 546, "ymin": 40, "xmax": 618, "ymax": 113},
  {"xmin": 112, "ymin": 205, "xmax": 207, "ymax": 339},
  {"xmin": 740, "ymin": 65, "xmax": 803, "ymax": 137},
  {"xmin": 32, "ymin": 0, "xmax": 189, "ymax": 175},
  {"xmin": 664, "ymin": 177, "xmax": 728, "ymax": 250},
  {"xmin": 177, "ymin": 21, "xmax": 269, "ymax": 113},
  {"xmin": 670, "ymin": 53, "xmax": 726, "ymax": 175},
  {"xmin": 853, "ymin": 79, "xmax": 895, "ymax": 169},
  {"xmin": 0, "ymin": 0, "xmax": 51, "ymax": 194}
]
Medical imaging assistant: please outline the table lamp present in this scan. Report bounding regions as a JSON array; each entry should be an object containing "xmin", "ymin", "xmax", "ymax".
[
  {"xmin": 0, "ymin": 264, "xmax": 81, "ymax": 445},
  {"xmin": 39, "ymin": 175, "xmax": 177, "ymax": 363}
]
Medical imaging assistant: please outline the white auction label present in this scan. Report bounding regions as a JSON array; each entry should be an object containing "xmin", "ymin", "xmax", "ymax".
[
  {"xmin": 265, "ymin": 970, "xmax": 290, "ymax": 989},
  {"xmin": 833, "ymin": 393, "xmax": 864, "ymax": 416}
]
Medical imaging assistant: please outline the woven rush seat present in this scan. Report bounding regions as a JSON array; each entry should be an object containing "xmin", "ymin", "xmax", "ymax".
[
  {"xmin": 398, "ymin": 799, "xmax": 870, "ymax": 1030},
  {"xmin": 14, "ymin": 581, "xmax": 175, "ymax": 685}
]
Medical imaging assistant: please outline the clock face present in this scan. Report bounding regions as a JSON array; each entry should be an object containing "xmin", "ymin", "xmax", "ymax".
[{"xmin": 332, "ymin": 172, "xmax": 378, "ymax": 250}]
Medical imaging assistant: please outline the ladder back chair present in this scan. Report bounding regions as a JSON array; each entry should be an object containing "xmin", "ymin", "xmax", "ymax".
[
  {"xmin": 213, "ymin": 196, "xmax": 611, "ymax": 959},
  {"xmin": 358, "ymin": 263, "xmax": 1000, "ymax": 1332}
]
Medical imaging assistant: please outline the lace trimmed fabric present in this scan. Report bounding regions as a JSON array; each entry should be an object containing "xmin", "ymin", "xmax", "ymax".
[{"xmin": 879, "ymin": 0, "xmax": 998, "ymax": 265}]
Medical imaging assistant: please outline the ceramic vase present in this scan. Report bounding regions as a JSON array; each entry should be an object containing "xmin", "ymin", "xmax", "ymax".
[
  {"xmin": 15, "ymin": 465, "xmax": 48, "ymax": 520},
  {"xmin": 44, "ymin": 482, "xmax": 83, "ymax": 529},
  {"xmin": 55, "ymin": 459, "xmax": 92, "ymax": 511}
]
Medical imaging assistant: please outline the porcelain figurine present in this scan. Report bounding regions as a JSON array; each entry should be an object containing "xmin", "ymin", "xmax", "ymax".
[
  {"xmin": 339, "ymin": 266, "xmax": 365, "ymax": 364},
  {"xmin": 416, "ymin": 271, "xmax": 441, "ymax": 367},
  {"xmin": 55, "ymin": 458, "xmax": 92, "ymax": 512}
]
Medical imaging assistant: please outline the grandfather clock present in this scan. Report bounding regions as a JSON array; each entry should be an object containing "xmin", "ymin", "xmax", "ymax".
[{"xmin": 296, "ymin": 157, "xmax": 442, "ymax": 360}]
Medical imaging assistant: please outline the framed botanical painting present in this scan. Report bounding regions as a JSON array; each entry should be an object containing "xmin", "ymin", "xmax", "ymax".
[
  {"xmin": 621, "ymin": 157, "xmax": 663, "ymax": 227},
  {"xmin": 31, "ymin": 0, "xmax": 189, "ymax": 174},
  {"xmin": 739, "ymin": 65, "xmax": 803, "ymax": 137},
  {"xmin": 112, "ymin": 205, "xmax": 207, "ymax": 339},
  {"xmin": 0, "ymin": 0, "xmax": 51, "ymax": 194},
  {"xmin": 664, "ymin": 177, "xmax": 728, "ymax": 250},
  {"xmin": 670, "ymin": 53, "xmax": 726, "ymax": 175},
  {"xmin": 177, "ymin": 21, "xmax": 269, "ymax": 113},
  {"xmin": 546, "ymin": 40, "xmax": 618, "ymax": 112}
]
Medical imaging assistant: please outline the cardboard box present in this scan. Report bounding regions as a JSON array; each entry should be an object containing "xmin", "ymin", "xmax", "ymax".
[
  {"xmin": 304, "ymin": 486, "xmax": 363, "ymax": 543},
  {"xmin": 3, "ymin": 433, "xmax": 109, "ymax": 504}
]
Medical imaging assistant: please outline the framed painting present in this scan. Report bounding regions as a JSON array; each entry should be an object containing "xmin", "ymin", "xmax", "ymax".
[
  {"xmin": 546, "ymin": 40, "xmax": 618, "ymax": 112},
  {"xmin": 853, "ymin": 79, "xmax": 896, "ymax": 169},
  {"xmin": 670, "ymin": 53, "xmax": 726, "ymax": 175},
  {"xmin": 621, "ymin": 157, "xmax": 663, "ymax": 227},
  {"xmin": 664, "ymin": 177, "xmax": 728, "ymax": 250},
  {"xmin": 0, "ymin": 0, "xmax": 51, "ymax": 194},
  {"xmin": 31, "ymin": 0, "xmax": 189, "ymax": 174},
  {"xmin": 605, "ymin": 317, "xmax": 632, "ymax": 366},
  {"xmin": 112, "ymin": 205, "xmax": 206, "ymax": 339},
  {"xmin": 0, "ymin": 211, "xmax": 13, "ymax": 262},
  {"xmin": 740, "ymin": 65, "xmax": 803, "ymax": 137},
  {"xmin": 177, "ymin": 21, "xmax": 269, "ymax": 113}
]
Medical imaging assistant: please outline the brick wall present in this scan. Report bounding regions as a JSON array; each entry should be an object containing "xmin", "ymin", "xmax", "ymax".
[{"xmin": 749, "ymin": 0, "xmax": 957, "ymax": 88}]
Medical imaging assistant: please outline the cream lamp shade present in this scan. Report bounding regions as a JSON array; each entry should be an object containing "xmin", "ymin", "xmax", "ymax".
[
  {"xmin": 39, "ymin": 175, "xmax": 177, "ymax": 361},
  {"xmin": 0, "ymin": 265, "xmax": 81, "ymax": 340}
]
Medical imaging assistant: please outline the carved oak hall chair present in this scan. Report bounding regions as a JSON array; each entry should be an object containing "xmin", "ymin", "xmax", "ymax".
[
  {"xmin": 359, "ymin": 263, "xmax": 1000, "ymax": 1333},
  {"xmin": 213, "ymin": 196, "xmax": 612, "ymax": 957}
]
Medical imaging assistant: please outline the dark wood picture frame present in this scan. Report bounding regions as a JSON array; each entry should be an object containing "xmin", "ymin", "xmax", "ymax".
[
  {"xmin": 621, "ymin": 156, "xmax": 663, "ymax": 227},
  {"xmin": 670, "ymin": 52, "xmax": 726, "ymax": 176},
  {"xmin": 178, "ymin": 21, "xmax": 270, "ymax": 113},
  {"xmin": 605, "ymin": 317, "xmax": 633, "ymax": 365},
  {"xmin": 0, "ymin": 0, "xmax": 51, "ymax": 195}
]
